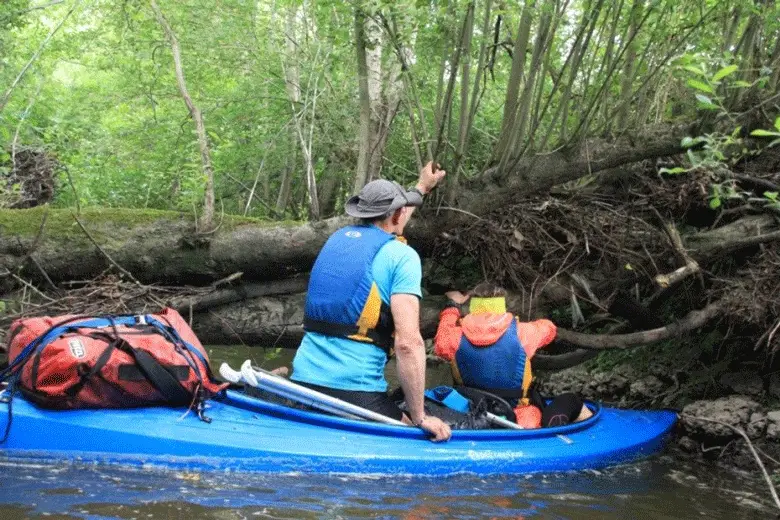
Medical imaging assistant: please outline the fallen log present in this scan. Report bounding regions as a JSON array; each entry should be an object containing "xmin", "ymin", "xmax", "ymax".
[
  {"xmin": 2, "ymin": 205, "xmax": 777, "ymax": 290},
  {"xmin": 190, "ymin": 292, "xmax": 451, "ymax": 347},
  {"xmin": 0, "ymin": 208, "xmax": 349, "ymax": 285},
  {"xmin": 173, "ymin": 277, "xmax": 309, "ymax": 314}
]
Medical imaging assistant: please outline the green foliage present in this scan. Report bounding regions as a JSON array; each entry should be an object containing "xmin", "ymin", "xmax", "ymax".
[
  {"xmin": 0, "ymin": 0, "xmax": 777, "ymax": 219},
  {"xmin": 750, "ymin": 117, "xmax": 780, "ymax": 147}
]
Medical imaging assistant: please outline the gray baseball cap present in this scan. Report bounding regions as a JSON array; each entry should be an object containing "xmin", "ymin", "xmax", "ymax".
[{"xmin": 345, "ymin": 179, "xmax": 423, "ymax": 218}]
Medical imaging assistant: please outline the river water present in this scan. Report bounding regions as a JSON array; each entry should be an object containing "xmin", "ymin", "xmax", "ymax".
[{"xmin": 0, "ymin": 346, "xmax": 774, "ymax": 519}]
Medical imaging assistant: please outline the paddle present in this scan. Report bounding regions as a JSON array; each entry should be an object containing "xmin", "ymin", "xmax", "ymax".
[
  {"xmin": 486, "ymin": 413, "xmax": 523, "ymax": 430},
  {"xmin": 219, "ymin": 361, "xmax": 406, "ymax": 426},
  {"xmin": 221, "ymin": 361, "xmax": 521, "ymax": 430}
]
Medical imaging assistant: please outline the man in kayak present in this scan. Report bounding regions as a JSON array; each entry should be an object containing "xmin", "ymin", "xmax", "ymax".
[
  {"xmin": 291, "ymin": 161, "xmax": 452, "ymax": 442},
  {"xmin": 434, "ymin": 283, "xmax": 593, "ymax": 428}
]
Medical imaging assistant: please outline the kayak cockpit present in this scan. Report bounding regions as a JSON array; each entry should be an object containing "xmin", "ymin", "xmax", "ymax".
[{"xmin": 221, "ymin": 389, "xmax": 603, "ymax": 440}]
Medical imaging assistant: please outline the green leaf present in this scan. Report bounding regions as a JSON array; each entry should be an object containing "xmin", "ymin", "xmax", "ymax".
[
  {"xmin": 688, "ymin": 79, "xmax": 714, "ymax": 94},
  {"xmin": 775, "ymin": 117, "xmax": 780, "ymax": 132},
  {"xmin": 659, "ymin": 166, "xmax": 687, "ymax": 175},
  {"xmin": 696, "ymin": 94, "xmax": 715, "ymax": 106},
  {"xmin": 764, "ymin": 191, "xmax": 779, "ymax": 201},
  {"xmin": 733, "ymin": 80, "xmax": 752, "ymax": 88},
  {"xmin": 681, "ymin": 136, "xmax": 695, "ymax": 147},
  {"xmin": 687, "ymin": 149, "xmax": 699, "ymax": 165},
  {"xmin": 683, "ymin": 65, "xmax": 706, "ymax": 76},
  {"xmin": 751, "ymin": 129, "xmax": 780, "ymax": 137},
  {"xmin": 695, "ymin": 94, "xmax": 717, "ymax": 109},
  {"xmin": 709, "ymin": 197, "xmax": 722, "ymax": 210},
  {"xmin": 712, "ymin": 65, "xmax": 738, "ymax": 82}
]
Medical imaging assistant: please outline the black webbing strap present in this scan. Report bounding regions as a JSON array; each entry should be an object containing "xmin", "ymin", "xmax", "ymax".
[
  {"xmin": 302, "ymin": 317, "xmax": 393, "ymax": 354},
  {"xmin": 119, "ymin": 342, "xmax": 192, "ymax": 405},
  {"xmin": 118, "ymin": 364, "xmax": 190, "ymax": 382},
  {"xmin": 64, "ymin": 335, "xmax": 118, "ymax": 398}
]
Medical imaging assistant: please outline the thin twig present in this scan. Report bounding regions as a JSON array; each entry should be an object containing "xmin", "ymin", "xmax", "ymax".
[
  {"xmin": 10, "ymin": 273, "xmax": 55, "ymax": 303},
  {"xmin": 434, "ymin": 206, "xmax": 484, "ymax": 221},
  {"xmin": 680, "ymin": 413, "xmax": 780, "ymax": 512},
  {"xmin": 72, "ymin": 214, "xmax": 141, "ymax": 285},
  {"xmin": 0, "ymin": 0, "xmax": 83, "ymax": 112}
]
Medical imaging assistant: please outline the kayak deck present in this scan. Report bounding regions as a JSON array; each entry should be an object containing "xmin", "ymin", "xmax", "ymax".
[{"xmin": 0, "ymin": 390, "xmax": 677, "ymax": 476}]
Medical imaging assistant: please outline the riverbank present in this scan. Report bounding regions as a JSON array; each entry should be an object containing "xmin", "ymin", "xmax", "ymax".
[{"xmin": 541, "ymin": 347, "xmax": 780, "ymax": 477}]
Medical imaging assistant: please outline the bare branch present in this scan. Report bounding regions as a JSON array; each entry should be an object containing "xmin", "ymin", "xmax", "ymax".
[
  {"xmin": 0, "ymin": 0, "xmax": 82, "ymax": 113},
  {"xmin": 556, "ymin": 302, "xmax": 724, "ymax": 349}
]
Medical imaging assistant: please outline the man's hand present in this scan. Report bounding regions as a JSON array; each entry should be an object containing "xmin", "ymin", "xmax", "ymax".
[
  {"xmin": 445, "ymin": 290, "xmax": 469, "ymax": 305},
  {"xmin": 416, "ymin": 161, "xmax": 446, "ymax": 195},
  {"xmin": 415, "ymin": 415, "xmax": 452, "ymax": 442}
]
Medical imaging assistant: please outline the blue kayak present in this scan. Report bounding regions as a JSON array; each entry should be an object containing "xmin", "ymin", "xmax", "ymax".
[{"xmin": 0, "ymin": 389, "xmax": 676, "ymax": 476}]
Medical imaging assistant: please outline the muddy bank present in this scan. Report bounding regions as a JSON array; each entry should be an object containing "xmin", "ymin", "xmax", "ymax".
[{"xmin": 541, "ymin": 354, "xmax": 780, "ymax": 472}]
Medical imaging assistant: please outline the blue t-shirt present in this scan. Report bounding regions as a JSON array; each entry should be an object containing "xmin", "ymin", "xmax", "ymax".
[{"xmin": 291, "ymin": 233, "xmax": 422, "ymax": 392}]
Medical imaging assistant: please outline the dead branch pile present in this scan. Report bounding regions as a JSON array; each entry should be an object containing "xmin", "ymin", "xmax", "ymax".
[
  {"xmin": 432, "ymin": 157, "xmax": 780, "ymax": 350},
  {"xmin": 2, "ymin": 147, "xmax": 57, "ymax": 209},
  {"xmin": 0, "ymin": 275, "xmax": 210, "ymax": 346},
  {"xmin": 717, "ymin": 247, "xmax": 780, "ymax": 352}
]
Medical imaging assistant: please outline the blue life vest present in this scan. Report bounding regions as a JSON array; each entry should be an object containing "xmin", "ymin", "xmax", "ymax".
[
  {"xmin": 454, "ymin": 318, "xmax": 532, "ymax": 400},
  {"xmin": 303, "ymin": 225, "xmax": 397, "ymax": 353}
]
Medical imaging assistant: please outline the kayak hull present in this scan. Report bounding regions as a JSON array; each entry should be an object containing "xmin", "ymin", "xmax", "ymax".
[{"xmin": 0, "ymin": 390, "xmax": 677, "ymax": 476}]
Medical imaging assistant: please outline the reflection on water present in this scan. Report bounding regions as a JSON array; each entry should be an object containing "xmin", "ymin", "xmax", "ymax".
[
  {"xmin": 0, "ymin": 457, "xmax": 772, "ymax": 519},
  {"xmin": 0, "ymin": 346, "xmax": 773, "ymax": 518}
]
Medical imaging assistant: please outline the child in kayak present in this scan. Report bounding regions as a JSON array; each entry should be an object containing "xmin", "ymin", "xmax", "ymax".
[{"xmin": 434, "ymin": 282, "xmax": 592, "ymax": 428}]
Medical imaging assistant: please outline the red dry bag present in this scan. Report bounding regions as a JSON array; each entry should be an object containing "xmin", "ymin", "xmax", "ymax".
[{"xmin": 6, "ymin": 308, "xmax": 226, "ymax": 414}]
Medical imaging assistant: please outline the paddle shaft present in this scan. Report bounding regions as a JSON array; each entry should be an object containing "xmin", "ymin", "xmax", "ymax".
[
  {"xmin": 486, "ymin": 412, "xmax": 523, "ymax": 430},
  {"xmin": 220, "ymin": 364, "xmax": 366, "ymax": 421},
  {"xmin": 241, "ymin": 362, "xmax": 406, "ymax": 426},
  {"xmin": 221, "ymin": 362, "xmax": 406, "ymax": 426}
]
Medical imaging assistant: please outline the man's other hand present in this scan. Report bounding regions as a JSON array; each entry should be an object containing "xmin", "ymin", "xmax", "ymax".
[{"xmin": 416, "ymin": 161, "xmax": 446, "ymax": 194}]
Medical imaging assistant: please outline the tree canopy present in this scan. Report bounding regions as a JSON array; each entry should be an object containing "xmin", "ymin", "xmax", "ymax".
[{"xmin": 1, "ymin": 0, "xmax": 777, "ymax": 220}]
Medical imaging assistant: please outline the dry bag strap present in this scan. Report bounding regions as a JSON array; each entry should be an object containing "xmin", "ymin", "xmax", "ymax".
[
  {"xmin": 117, "ymin": 341, "xmax": 193, "ymax": 405},
  {"xmin": 64, "ymin": 334, "xmax": 119, "ymax": 397},
  {"xmin": 303, "ymin": 317, "xmax": 392, "ymax": 354}
]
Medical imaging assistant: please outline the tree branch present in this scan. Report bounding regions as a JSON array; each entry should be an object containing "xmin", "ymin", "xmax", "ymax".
[
  {"xmin": 0, "ymin": 0, "xmax": 82, "ymax": 113},
  {"xmin": 556, "ymin": 301, "xmax": 724, "ymax": 349}
]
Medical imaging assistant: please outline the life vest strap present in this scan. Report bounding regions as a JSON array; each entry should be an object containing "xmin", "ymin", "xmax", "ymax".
[{"xmin": 303, "ymin": 317, "xmax": 393, "ymax": 355}]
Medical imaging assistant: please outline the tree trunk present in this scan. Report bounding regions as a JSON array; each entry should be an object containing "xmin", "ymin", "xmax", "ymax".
[
  {"xmin": 150, "ymin": 0, "xmax": 215, "ymax": 232},
  {"xmin": 448, "ymin": 1, "xmax": 477, "ymax": 203},
  {"xmin": 2, "ymin": 196, "xmax": 778, "ymax": 289},
  {"xmin": 616, "ymin": 0, "xmax": 643, "ymax": 130},
  {"xmin": 354, "ymin": 8, "xmax": 372, "ymax": 192},
  {"xmin": 493, "ymin": 0, "xmax": 534, "ymax": 167},
  {"xmin": 275, "ymin": 146, "xmax": 295, "ymax": 214},
  {"xmin": 0, "ymin": 208, "xmax": 351, "ymax": 285}
]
